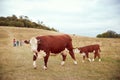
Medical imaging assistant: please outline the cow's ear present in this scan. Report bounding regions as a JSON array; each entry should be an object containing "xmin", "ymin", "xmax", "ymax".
[
  {"xmin": 80, "ymin": 51, "xmax": 82, "ymax": 53},
  {"xmin": 24, "ymin": 40, "xmax": 30, "ymax": 44}
]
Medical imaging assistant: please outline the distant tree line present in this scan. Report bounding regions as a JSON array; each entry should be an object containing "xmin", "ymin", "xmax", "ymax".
[
  {"xmin": 96, "ymin": 30, "xmax": 120, "ymax": 38},
  {"xmin": 0, "ymin": 15, "xmax": 58, "ymax": 32}
]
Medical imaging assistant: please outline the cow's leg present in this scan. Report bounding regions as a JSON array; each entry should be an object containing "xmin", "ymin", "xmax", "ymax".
[
  {"xmin": 97, "ymin": 53, "xmax": 101, "ymax": 62},
  {"xmin": 43, "ymin": 52, "xmax": 50, "ymax": 70},
  {"xmin": 38, "ymin": 50, "xmax": 46, "ymax": 59},
  {"xmin": 82, "ymin": 55, "xmax": 85, "ymax": 63},
  {"xmin": 92, "ymin": 52, "xmax": 97, "ymax": 62},
  {"xmin": 67, "ymin": 42, "xmax": 77, "ymax": 64},
  {"xmin": 33, "ymin": 52, "xmax": 38, "ymax": 69},
  {"xmin": 61, "ymin": 54, "xmax": 67, "ymax": 66},
  {"xmin": 86, "ymin": 52, "xmax": 91, "ymax": 62},
  {"xmin": 69, "ymin": 50, "xmax": 77, "ymax": 64},
  {"xmin": 92, "ymin": 51, "xmax": 101, "ymax": 62},
  {"xmin": 81, "ymin": 53, "xmax": 86, "ymax": 62}
]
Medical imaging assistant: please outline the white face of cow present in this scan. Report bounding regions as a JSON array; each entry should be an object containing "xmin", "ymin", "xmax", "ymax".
[
  {"xmin": 30, "ymin": 37, "xmax": 38, "ymax": 53},
  {"xmin": 73, "ymin": 48, "xmax": 79, "ymax": 53},
  {"xmin": 73, "ymin": 48, "xmax": 85, "ymax": 56}
]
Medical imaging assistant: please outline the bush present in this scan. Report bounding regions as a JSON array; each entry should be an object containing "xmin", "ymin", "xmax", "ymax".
[
  {"xmin": 0, "ymin": 15, "xmax": 58, "ymax": 32},
  {"xmin": 96, "ymin": 30, "xmax": 120, "ymax": 38}
]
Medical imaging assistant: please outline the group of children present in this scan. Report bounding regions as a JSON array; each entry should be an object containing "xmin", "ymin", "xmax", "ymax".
[{"xmin": 13, "ymin": 39, "xmax": 23, "ymax": 47}]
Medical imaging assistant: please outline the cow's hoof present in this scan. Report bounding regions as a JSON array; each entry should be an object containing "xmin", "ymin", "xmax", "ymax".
[
  {"xmin": 74, "ymin": 61, "xmax": 77, "ymax": 65},
  {"xmin": 82, "ymin": 60, "xmax": 85, "ymax": 63},
  {"xmin": 61, "ymin": 61, "xmax": 65, "ymax": 66},
  {"xmin": 43, "ymin": 66, "xmax": 47, "ymax": 70},
  {"xmin": 99, "ymin": 59, "xmax": 101, "ymax": 62},
  {"xmin": 88, "ymin": 58, "xmax": 92, "ymax": 62},
  {"xmin": 34, "ymin": 67, "xmax": 37, "ymax": 69},
  {"xmin": 92, "ymin": 59, "xmax": 95, "ymax": 62}
]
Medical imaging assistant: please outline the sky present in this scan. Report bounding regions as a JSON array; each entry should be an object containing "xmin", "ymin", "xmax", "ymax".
[{"xmin": 0, "ymin": 0, "xmax": 120, "ymax": 37}]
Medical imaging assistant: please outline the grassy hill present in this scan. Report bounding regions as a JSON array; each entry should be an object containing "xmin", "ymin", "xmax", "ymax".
[{"xmin": 0, "ymin": 26, "xmax": 120, "ymax": 80}]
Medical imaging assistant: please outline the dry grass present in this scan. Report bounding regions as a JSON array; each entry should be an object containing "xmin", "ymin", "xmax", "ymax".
[{"xmin": 0, "ymin": 26, "xmax": 120, "ymax": 80}]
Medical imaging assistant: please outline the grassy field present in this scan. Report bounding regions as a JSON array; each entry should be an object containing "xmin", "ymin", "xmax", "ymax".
[{"xmin": 0, "ymin": 26, "xmax": 120, "ymax": 80}]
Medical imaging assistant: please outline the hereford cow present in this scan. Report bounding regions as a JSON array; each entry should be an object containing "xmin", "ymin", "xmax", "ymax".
[
  {"xmin": 24, "ymin": 34, "xmax": 77, "ymax": 70},
  {"xmin": 75, "ymin": 44, "xmax": 101, "ymax": 62}
]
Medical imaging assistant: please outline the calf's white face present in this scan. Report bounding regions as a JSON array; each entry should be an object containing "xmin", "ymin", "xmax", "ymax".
[
  {"xmin": 73, "ymin": 48, "xmax": 79, "ymax": 53},
  {"xmin": 30, "ymin": 37, "xmax": 38, "ymax": 53},
  {"xmin": 73, "ymin": 48, "xmax": 86, "ymax": 56}
]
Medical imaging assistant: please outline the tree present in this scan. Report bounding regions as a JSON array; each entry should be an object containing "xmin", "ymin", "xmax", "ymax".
[
  {"xmin": 11, "ymin": 15, "xmax": 17, "ymax": 21},
  {"xmin": 96, "ymin": 30, "xmax": 120, "ymax": 38},
  {"xmin": 0, "ymin": 15, "xmax": 58, "ymax": 32}
]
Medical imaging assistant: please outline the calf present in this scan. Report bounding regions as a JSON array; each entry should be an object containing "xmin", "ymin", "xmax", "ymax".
[{"xmin": 76, "ymin": 44, "xmax": 101, "ymax": 62}]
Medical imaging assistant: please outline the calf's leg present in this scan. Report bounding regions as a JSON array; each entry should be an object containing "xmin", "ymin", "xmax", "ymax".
[
  {"xmin": 97, "ymin": 53, "xmax": 101, "ymax": 61},
  {"xmin": 92, "ymin": 52, "xmax": 97, "ymax": 62},
  {"xmin": 82, "ymin": 56, "xmax": 85, "ymax": 63},
  {"xmin": 86, "ymin": 52, "xmax": 91, "ymax": 62},
  {"xmin": 92, "ymin": 51, "xmax": 101, "ymax": 62}
]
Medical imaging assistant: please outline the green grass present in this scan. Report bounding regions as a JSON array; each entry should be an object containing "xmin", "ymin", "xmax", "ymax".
[{"xmin": 0, "ymin": 26, "xmax": 120, "ymax": 80}]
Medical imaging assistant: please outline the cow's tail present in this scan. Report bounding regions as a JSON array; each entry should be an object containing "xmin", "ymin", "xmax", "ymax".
[
  {"xmin": 24, "ymin": 40, "xmax": 30, "ymax": 44},
  {"xmin": 99, "ymin": 47, "xmax": 101, "ymax": 52}
]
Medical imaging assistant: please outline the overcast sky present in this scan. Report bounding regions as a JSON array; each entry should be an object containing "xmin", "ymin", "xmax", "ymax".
[{"xmin": 0, "ymin": 0, "xmax": 120, "ymax": 37}]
